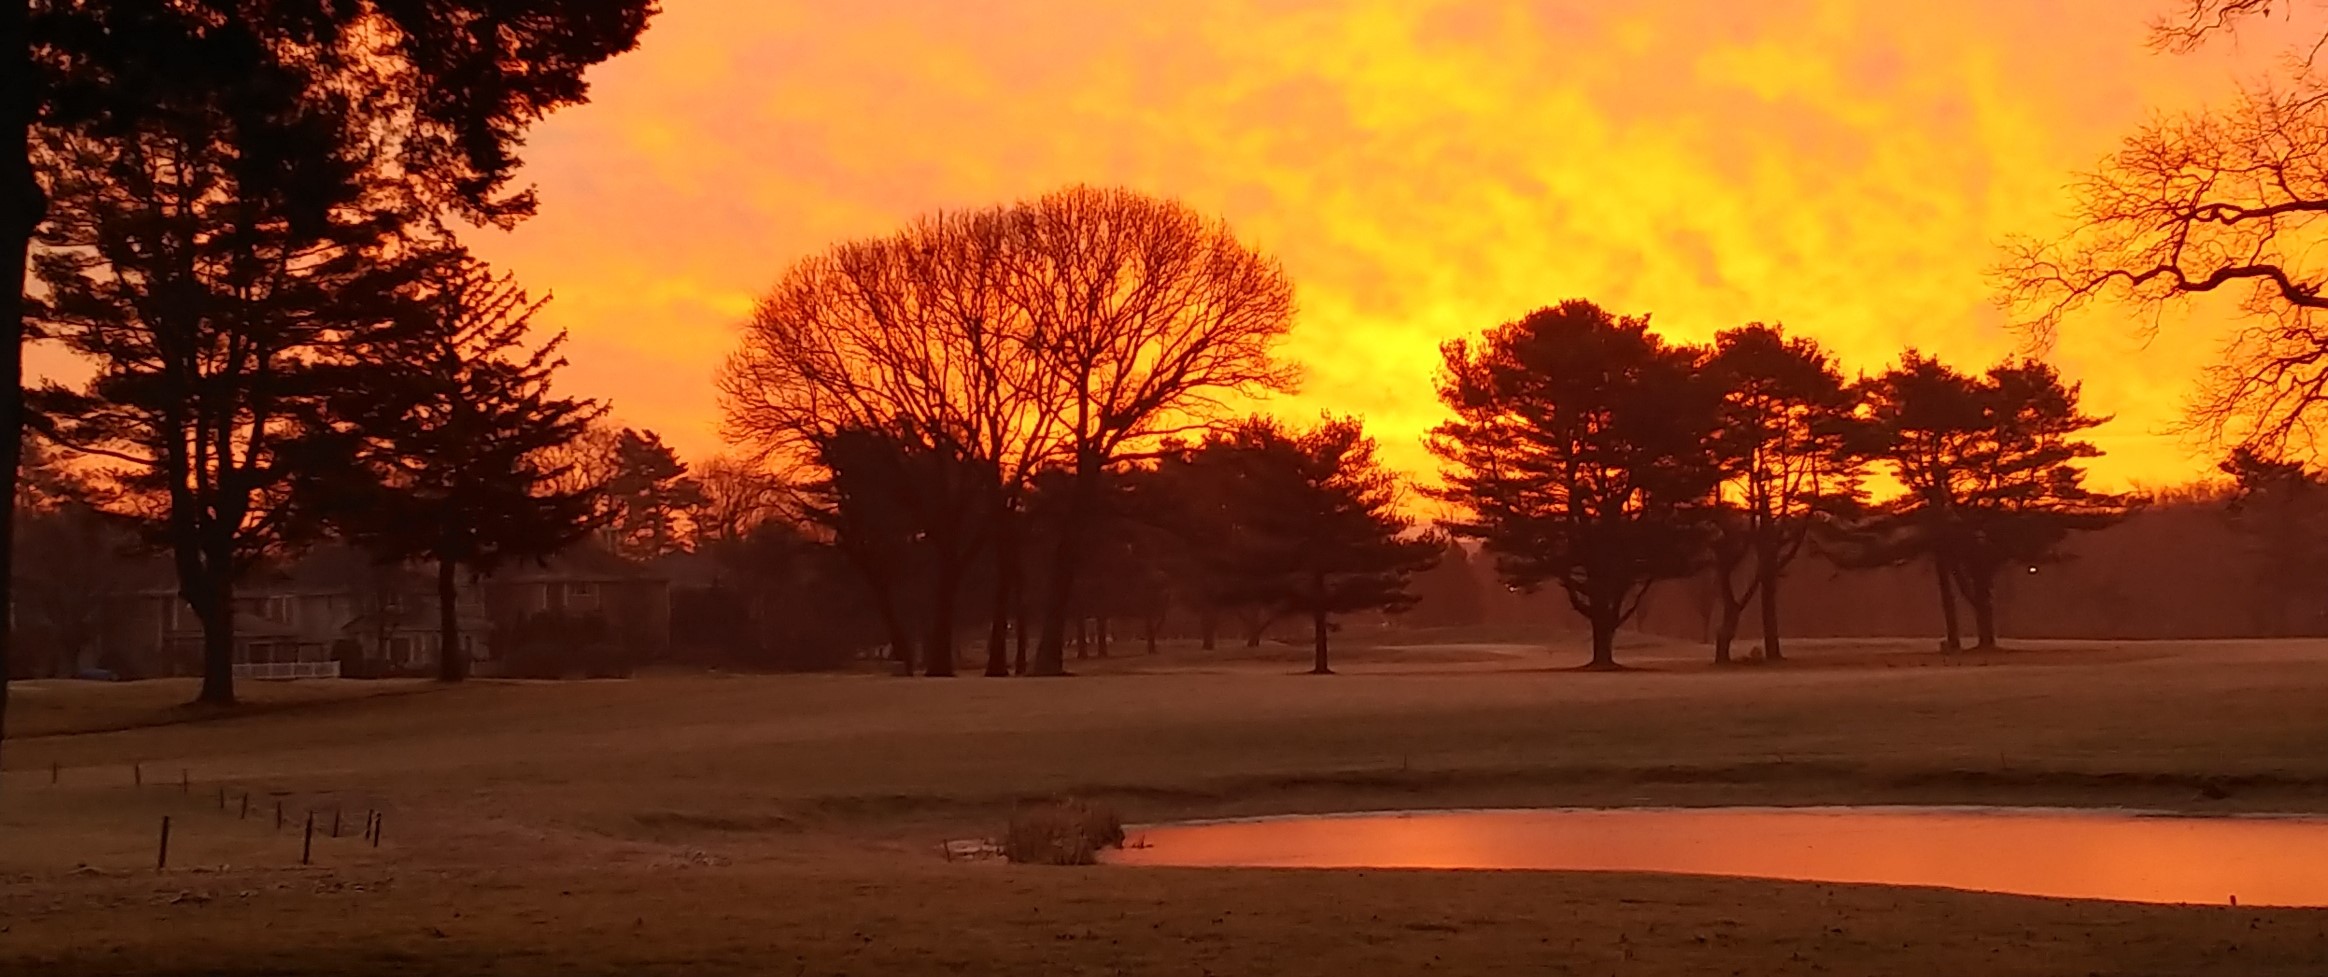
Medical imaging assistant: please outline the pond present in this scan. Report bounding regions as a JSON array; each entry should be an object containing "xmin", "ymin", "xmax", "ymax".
[{"xmin": 1102, "ymin": 806, "xmax": 2328, "ymax": 907}]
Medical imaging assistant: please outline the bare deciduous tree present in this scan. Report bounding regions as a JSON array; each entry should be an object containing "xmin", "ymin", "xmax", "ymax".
[
  {"xmin": 1001, "ymin": 187, "xmax": 1299, "ymax": 676},
  {"xmin": 720, "ymin": 186, "xmax": 1297, "ymax": 678},
  {"xmin": 722, "ymin": 207, "xmax": 1063, "ymax": 677},
  {"xmin": 2002, "ymin": 1, "xmax": 2328, "ymax": 455}
]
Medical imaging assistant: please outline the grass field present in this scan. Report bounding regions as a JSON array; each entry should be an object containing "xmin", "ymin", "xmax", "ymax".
[{"xmin": 3, "ymin": 634, "xmax": 2327, "ymax": 975}]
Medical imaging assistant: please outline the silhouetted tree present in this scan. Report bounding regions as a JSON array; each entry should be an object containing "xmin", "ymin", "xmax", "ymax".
[
  {"xmin": 1205, "ymin": 416, "xmax": 1439, "ymax": 674},
  {"xmin": 688, "ymin": 455, "xmax": 794, "ymax": 550},
  {"xmin": 1948, "ymin": 362, "xmax": 2137, "ymax": 648},
  {"xmin": 291, "ymin": 250, "xmax": 607, "ymax": 682},
  {"xmin": 721, "ymin": 187, "xmax": 1294, "ymax": 678},
  {"xmin": 1853, "ymin": 354, "xmax": 2132, "ymax": 650},
  {"xmin": 794, "ymin": 424, "xmax": 989, "ymax": 676},
  {"xmin": 1429, "ymin": 300, "xmax": 1725, "ymax": 669},
  {"xmin": 1847, "ymin": 353, "xmax": 1990, "ymax": 651},
  {"xmin": 30, "ymin": 88, "xmax": 413, "ymax": 704},
  {"xmin": 2001, "ymin": 1, "xmax": 2328, "ymax": 456},
  {"xmin": 2218, "ymin": 446, "xmax": 2328, "ymax": 633},
  {"xmin": 1702, "ymin": 323, "xmax": 1866, "ymax": 663},
  {"xmin": 1002, "ymin": 187, "xmax": 1299, "ymax": 676},
  {"xmin": 4, "ymin": 0, "xmax": 654, "ymax": 773},
  {"xmin": 604, "ymin": 429, "xmax": 702, "ymax": 560}
]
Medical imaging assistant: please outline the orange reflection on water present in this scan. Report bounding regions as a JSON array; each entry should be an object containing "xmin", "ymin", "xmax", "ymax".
[{"xmin": 1104, "ymin": 807, "xmax": 2328, "ymax": 907}]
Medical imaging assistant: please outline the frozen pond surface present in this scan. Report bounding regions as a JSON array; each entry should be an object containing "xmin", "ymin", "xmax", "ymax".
[{"xmin": 1103, "ymin": 806, "xmax": 2328, "ymax": 907}]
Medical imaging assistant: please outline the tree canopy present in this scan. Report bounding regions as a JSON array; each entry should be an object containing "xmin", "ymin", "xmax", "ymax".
[{"xmin": 1429, "ymin": 300, "xmax": 1725, "ymax": 669}]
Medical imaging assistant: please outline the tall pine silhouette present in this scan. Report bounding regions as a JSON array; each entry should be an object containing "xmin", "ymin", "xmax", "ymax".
[{"xmin": 296, "ymin": 250, "xmax": 607, "ymax": 681}]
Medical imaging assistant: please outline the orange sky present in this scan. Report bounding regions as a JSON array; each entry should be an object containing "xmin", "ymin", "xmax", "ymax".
[{"xmin": 383, "ymin": 3, "xmax": 2322, "ymax": 485}]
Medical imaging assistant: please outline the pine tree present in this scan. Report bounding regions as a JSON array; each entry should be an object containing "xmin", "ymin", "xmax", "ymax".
[
  {"xmin": 1208, "ymin": 415, "xmax": 1440, "ymax": 675},
  {"xmin": 294, "ymin": 249, "xmax": 607, "ymax": 681},
  {"xmin": 1429, "ymin": 300, "xmax": 1726, "ymax": 669}
]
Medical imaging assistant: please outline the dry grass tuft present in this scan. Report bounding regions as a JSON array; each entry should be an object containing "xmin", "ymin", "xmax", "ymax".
[{"xmin": 1003, "ymin": 798, "xmax": 1125, "ymax": 865}]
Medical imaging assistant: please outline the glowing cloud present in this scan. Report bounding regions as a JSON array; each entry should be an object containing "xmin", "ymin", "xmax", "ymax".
[{"xmin": 436, "ymin": 0, "xmax": 2293, "ymax": 486}]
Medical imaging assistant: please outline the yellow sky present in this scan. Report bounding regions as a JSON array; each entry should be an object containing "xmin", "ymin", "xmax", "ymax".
[{"xmin": 202, "ymin": 2, "xmax": 2328, "ymax": 485}]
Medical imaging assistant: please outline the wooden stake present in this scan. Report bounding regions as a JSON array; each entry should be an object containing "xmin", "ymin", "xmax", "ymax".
[
  {"xmin": 180, "ymin": 768, "xmax": 189, "ymax": 793},
  {"xmin": 302, "ymin": 813, "xmax": 315, "ymax": 865},
  {"xmin": 331, "ymin": 808, "xmax": 341, "ymax": 838},
  {"xmin": 134, "ymin": 762, "xmax": 142, "ymax": 787},
  {"xmin": 216, "ymin": 786, "xmax": 225, "ymax": 810},
  {"xmin": 157, "ymin": 816, "xmax": 171, "ymax": 872},
  {"xmin": 370, "ymin": 812, "xmax": 382, "ymax": 848},
  {"xmin": 239, "ymin": 793, "xmax": 249, "ymax": 819},
  {"xmin": 49, "ymin": 761, "xmax": 57, "ymax": 785},
  {"xmin": 275, "ymin": 800, "xmax": 284, "ymax": 831}
]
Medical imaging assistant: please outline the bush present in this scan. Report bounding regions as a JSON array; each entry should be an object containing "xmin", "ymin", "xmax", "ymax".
[{"xmin": 1003, "ymin": 799, "xmax": 1125, "ymax": 866}]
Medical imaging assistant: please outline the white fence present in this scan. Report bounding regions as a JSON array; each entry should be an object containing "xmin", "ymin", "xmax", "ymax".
[{"xmin": 231, "ymin": 661, "xmax": 342, "ymax": 681}]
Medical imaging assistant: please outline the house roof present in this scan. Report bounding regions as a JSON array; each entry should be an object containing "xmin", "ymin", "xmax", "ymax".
[{"xmin": 486, "ymin": 543, "xmax": 665, "ymax": 584}]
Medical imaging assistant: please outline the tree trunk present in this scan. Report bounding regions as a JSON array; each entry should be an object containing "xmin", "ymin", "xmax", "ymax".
[
  {"xmin": 436, "ymin": 558, "xmax": 467, "ymax": 682},
  {"xmin": 1310, "ymin": 607, "xmax": 1332, "ymax": 675},
  {"xmin": 0, "ymin": 3, "xmax": 40, "ymax": 786},
  {"xmin": 983, "ymin": 518, "xmax": 1014, "ymax": 677},
  {"xmin": 923, "ymin": 567, "xmax": 957, "ymax": 677},
  {"xmin": 1012, "ymin": 575, "xmax": 1030, "ymax": 676},
  {"xmin": 193, "ymin": 571, "xmax": 236, "ymax": 705},
  {"xmin": 877, "ymin": 598, "xmax": 913, "ymax": 676},
  {"xmin": 1095, "ymin": 616, "xmax": 1109, "ymax": 657},
  {"xmin": 1965, "ymin": 568, "xmax": 1999, "ymax": 650},
  {"xmin": 1199, "ymin": 613, "xmax": 1217, "ymax": 651},
  {"xmin": 1712, "ymin": 597, "xmax": 1743, "ymax": 665},
  {"xmin": 1143, "ymin": 614, "xmax": 1158, "ymax": 655},
  {"xmin": 1754, "ymin": 533, "xmax": 1785, "ymax": 662},
  {"xmin": 1032, "ymin": 452, "xmax": 1100, "ymax": 677},
  {"xmin": 1932, "ymin": 554, "xmax": 1963, "ymax": 653},
  {"xmin": 1586, "ymin": 609, "xmax": 1619, "ymax": 670}
]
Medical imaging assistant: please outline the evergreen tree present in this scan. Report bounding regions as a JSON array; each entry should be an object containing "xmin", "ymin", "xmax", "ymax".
[
  {"xmin": 605, "ymin": 429, "xmax": 704, "ymax": 560},
  {"xmin": 1852, "ymin": 353, "xmax": 2133, "ymax": 650},
  {"xmin": 4, "ymin": 0, "xmax": 656, "ymax": 765},
  {"xmin": 1429, "ymin": 300, "xmax": 1725, "ymax": 669},
  {"xmin": 1209, "ymin": 415, "xmax": 1439, "ymax": 674},
  {"xmin": 1702, "ymin": 323, "xmax": 1867, "ymax": 663},
  {"xmin": 292, "ymin": 250, "xmax": 607, "ymax": 681},
  {"xmin": 30, "ymin": 87, "xmax": 413, "ymax": 704}
]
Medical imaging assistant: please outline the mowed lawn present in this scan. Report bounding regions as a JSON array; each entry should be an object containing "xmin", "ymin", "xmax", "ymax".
[{"xmin": 3, "ymin": 636, "xmax": 2327, "ymax": 975}]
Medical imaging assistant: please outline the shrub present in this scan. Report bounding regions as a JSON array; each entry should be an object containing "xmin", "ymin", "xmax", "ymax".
[{"xmin": 1003, "ymin": 799, "xmax": 1125, "ymax": 866}]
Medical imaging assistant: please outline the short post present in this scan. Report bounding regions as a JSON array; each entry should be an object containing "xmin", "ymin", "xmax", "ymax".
[
  {"xmin": 216, "ymin": 786, "xmax": 225, "ymax": 811},
  {"xmin": 275, "ymin": 801, "xmax": 284, "ymax": 831},
  {"xmin": 331, "ymin": 808, "xmax": 341, "ymax": 838},
  {"xmin": 302, "ymin": 813, "xmax": 315, "ymax": 866},
  {"xmin": 370, "ymin": 812, "xmax": 382, "ymax": 849},
  {"xmin": 362, "ymin": 810, "xmax": 375, "ymax": 843},
  {"xmin": 157, "ymin": 816, "xmax": 171, "ymax": 872},
  {"xmin": 239, "ymin": 793, "xmax": 249, "ymax": 819},
  {"xmin": 50, "ymin": 761, "xmax": 58, "ymax": 785},
  {"xmin": 134, "ymin": 762, "xmax": 142, "ymax": 787},
  {"xmin": 180, "ymin": 768, "xmax": 189, "ymax": 793}
]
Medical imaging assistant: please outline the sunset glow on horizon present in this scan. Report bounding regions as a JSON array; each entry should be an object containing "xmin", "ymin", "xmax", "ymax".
[{"xmin": 415, "ymin": 1, "xmax": 2314, "ymax": 486}]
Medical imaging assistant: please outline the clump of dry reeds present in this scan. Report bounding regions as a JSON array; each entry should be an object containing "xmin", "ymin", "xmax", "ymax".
[{"xmin": 1002, "ymin": 798, "xmax": 1125, "ymax": 866}]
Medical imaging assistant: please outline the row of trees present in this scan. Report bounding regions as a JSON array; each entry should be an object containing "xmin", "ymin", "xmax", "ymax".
[
  {"xmin": 711, "ymin": 186, "xmax": 2135, "ymax": 676},
  {"xmin": 1431, "ymin": 301, "xmax": 2136, "ymax": 668}
]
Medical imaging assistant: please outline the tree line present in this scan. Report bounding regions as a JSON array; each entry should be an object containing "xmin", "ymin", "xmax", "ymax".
[
  {"xmin": 1431, "ymin": 302, "xmax": 2134, "ymax": 668},
  {"xmin": 710, "ymin": 193, "xmax": 2137, "ymax": 676}
]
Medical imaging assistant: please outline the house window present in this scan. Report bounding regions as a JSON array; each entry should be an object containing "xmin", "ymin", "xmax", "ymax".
[{"xmin": 265, "ymin": 595, "xmax": 297, "ymax": 625}]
